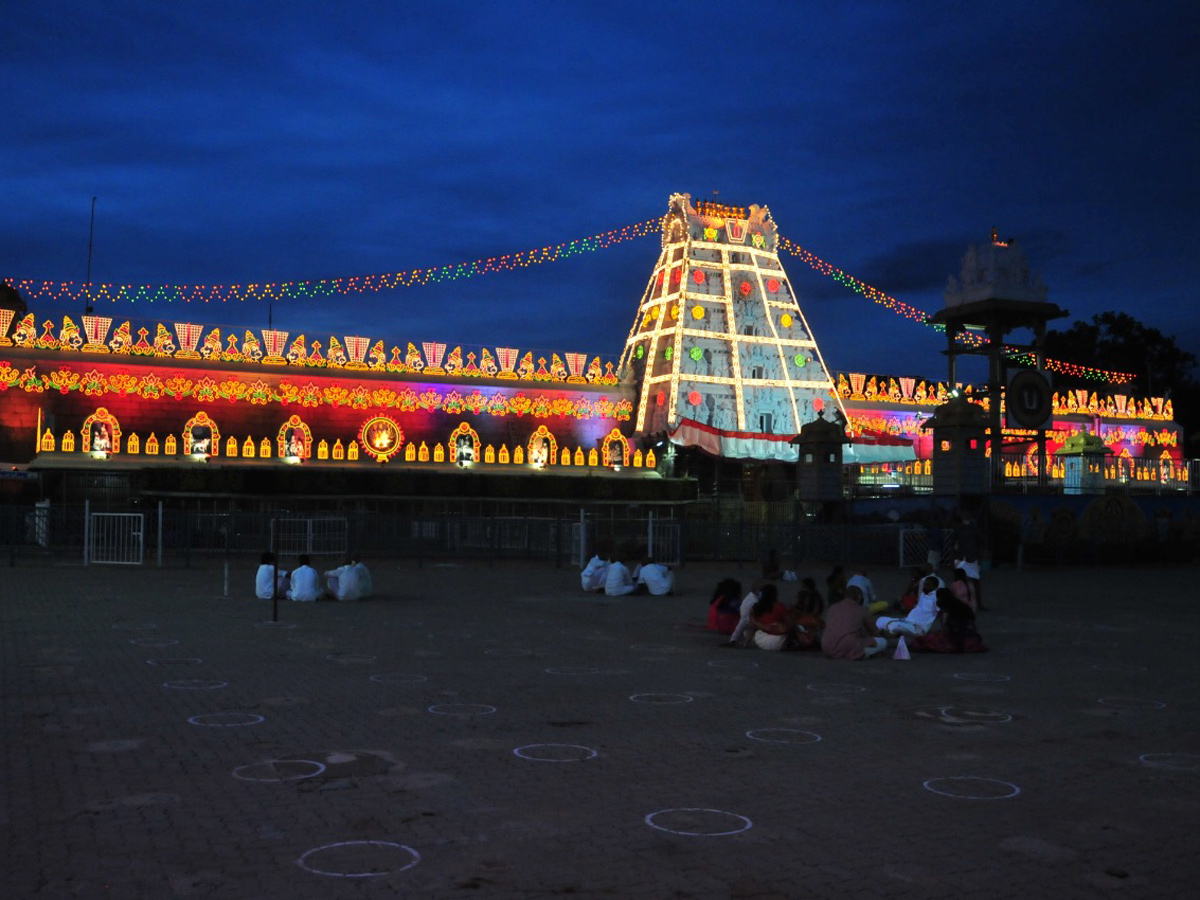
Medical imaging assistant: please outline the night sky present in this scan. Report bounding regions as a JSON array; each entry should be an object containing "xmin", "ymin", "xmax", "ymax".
[{"xmin": 5, "ymin": 1, "xmax": 1198, "ymax": 386}]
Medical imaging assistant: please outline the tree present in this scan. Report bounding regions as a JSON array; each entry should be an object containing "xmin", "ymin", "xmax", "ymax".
[{"xmin": 1043, "ymin": 312, "xmax": 1200, "ymax": 446}]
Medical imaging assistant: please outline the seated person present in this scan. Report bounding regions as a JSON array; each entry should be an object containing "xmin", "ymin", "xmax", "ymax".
[
  {"xmin": 749, "ymin": 584, "xmax": 802, "ymax": 651},
  {"xmin": 821, "ymin": 585, "xmax": 887, "ymax": 660},
  {"xmin": 792, "ymin": 577, "xmax": 825, "ymax": 634},
  {"xmin": 580, "ymin": 547, "xmax": 611, "ymax": 593},
  {"xmin": 826, "ymin": 565, "xmax": 847, "ymax": 604},
  {"xmin": 875, "ymin": 576, "xmax": 941, "ymax": 636},
  {"xmin": 724, "ymin": 582, "xmax": 764, "ymax": 647},
  {"xmin": 846, "ymin": 568, "xmax": 888, "ymax": 615},
  {"xmin": 636, "ymin": 558, "xmax": 675, "ymax": 596},
  {"xmin": 912, "ymin": 590, "xmax": 987, "ymax": 653},
  {"xmin": 255, "ymin": 551, "xmax": 288, "ymax": 600},
  {"xmin": 898, "ymin": 565, "xmax": 930, "ymax": 612},
  {"xmin": 352, "ymin": 555, "xmax": 372, "ymax": 598},
  {"xmin": 604, "ymin": 556, "xmax": 638, "ymax": 596},
  {"xmin": 286, "ymin": 554, "xmax": 322, "ymax": 602},
  {"xmin": 707, "ymin": 578, "xmax": 743, "ymax": 634},
  {"xmin": 324, "ymin": 556, "xmax": 364, "ymax": 601},
  {"xmin": 949, "ymin": 567, "xmax": 978, "ymax": 613}
]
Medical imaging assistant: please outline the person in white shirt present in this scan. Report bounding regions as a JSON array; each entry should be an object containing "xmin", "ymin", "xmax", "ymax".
[
  {"xmin": 324, "ymin": 557, "xmax": 364, "ymax": 601},
  {"xmin": 287, "ymin": 555, "xmax": 322, "ymax": 602},
  {"xmin": 604, "ymin": 558, "xmax": 637, "ymax": 596},
  {"xmin": 353, "ymin": 556, "xmax": 372, "ymax": 598},
  {"xmin": 581, "ymin": 553, "xmax": 610, "ymax": 592},
  {"xmin": 876, "ymin": 576, "xmax": 941, "ymax": 636},
  {"xmin": 255, "ymin": 551, "xmax": 288, "ymax": 600},
  {"xmin": 846, "ymin": 568, "xmax": 887, "ymax": 615},
  {"xmin": 723, "ymin": 582, "xmax": 764, "ymax": 646},
  {"xmin": 636, "ymin": 558, "xmax": 675, "ymax": 596}
]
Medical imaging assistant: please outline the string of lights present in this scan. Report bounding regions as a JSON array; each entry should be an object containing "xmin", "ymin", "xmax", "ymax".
[
  {"xmin": 4, "ymin": 213, "xmax": 1132, "ymax": 382},
  {"xmin": 4, "ymin": 218, "xmax": 664, "ymax": 306}
]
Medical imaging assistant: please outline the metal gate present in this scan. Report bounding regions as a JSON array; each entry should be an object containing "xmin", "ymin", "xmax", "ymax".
[
  {"xmin": 88, "ymin": 512, "xmax": 145, "ymax": 565},
  {"xmin": 271, "ymin": 517, "xmax": 349, "ymax": 557}
]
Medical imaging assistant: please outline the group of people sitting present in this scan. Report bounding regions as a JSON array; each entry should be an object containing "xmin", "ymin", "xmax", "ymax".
[
  {"xmin": 707, "ymin": 555, "xmax": 986, "ymax": 658},
  {"xmin": 255, "ymin": 552, "xmax": 373, "ymax": 602},
  {"xmin": 580, "ymin": 540, "xmax": 675, "ymax": 596}
]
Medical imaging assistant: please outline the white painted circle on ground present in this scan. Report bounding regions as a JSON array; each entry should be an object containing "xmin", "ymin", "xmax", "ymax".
[
  {"xmin": 1098, "ymin": 697, "xmax": 1166, "ymax": 710},
  {"xmin": 629, "ymin": 693, "xmax": 694, "ymax": 704},
  {"xmin": 707, "ymin": 659, "xmax": 759, "ymax": 669},
  {"xmin": 369, "ymin": 673, "xmax": 428, "ymax": 684},
  {"xmin": 938, "ymin": 707, "xmax": 1013, "ymax": 724},
  {"xmin": 325, "ymin": 653, "xmax": 377, "ymax": 664},
  {"xmin": 485, "ymin": 648, "xmax": 532, "ymax": 657},
  {"xmin": 296, "ymin": 840, "xmax": 420, "ymax": 878},
  {"xmin": 188, "ymin": 712, "xmax": 265, "ymax": 727},
  {"xmin": 427, "ymin": 703, "xmax": 497, "ymax": 716},
  {"xmin": 513, "ymin": 744, "xmax": 598, "ymax": 762},
  {"xmin": 163, "ymin": 679, "xmax": 228, "ymax": 690},
  {"xmin": 806, "ymin": 683, "xmax": 866, "ymax": 694},
  {"xmin": 953, "ymin": 672, "xmax": 1011, "ymax": 683},
  {"xmin": 233, "ymin": 759, "xmax": 327, "ymax": 781},
  {"xmin": 644, "ymin": 808, "xmax": 753, "ymax": 836},
  {"xmin": 544, "ymin": 666, "xmax": 601, "ymax": 675},
  {"xmin": 1139, "ymin": 753, "xmax": 1200, "ymax": 771},
  {"xmin": 745, "ymin": 729, "xmax": 822, "ymax": 744},
  {"xmin": 923, "ymin": 776, "xmax": 1021, "ymax": 799},
  {"xmin": 145, "ymin": 658, "xmax": 203, "ymax": 666},
  {"xmin": 129, "ymin": 637, "xmax": 179, "ymax": 647},
  {"xmin": 1092, "ymin": 663, "xmax": 1148, "ymax": 673}
]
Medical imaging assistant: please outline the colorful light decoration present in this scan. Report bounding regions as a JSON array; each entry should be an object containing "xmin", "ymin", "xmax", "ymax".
[
  {"xmin": 3, "ymin": 211, "xmax": 1133, "ymax": 383},
  {"xmin": 359, "ymin": 415, "xmax": 404, "ymax": 463}
]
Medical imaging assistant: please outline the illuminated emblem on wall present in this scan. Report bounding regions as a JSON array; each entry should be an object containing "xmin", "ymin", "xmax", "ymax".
[
  {"xmin": 725, "ymin": 218, "xmax": 747, "ymax": 243},
  {"xmin": 276, "ymin": 414, "xmax": 313, "ymax": 459},
  {"xmin": 0, "ymin": 308, "xmax": 14, "ymax": 346},
  {"xmin": 527, "ymin": 425, "xmax": 557, "ymax": 468},
  {"xmin": 601, "ymin": 428, "xmax": 630, "ymax": 467},
  {"xmin": 183, "ymin": 411, "xmax": 220, "ymax": 456},
  {"xmin": 82, "ymin": 407, "xmax": 122, "ymax": 454},
  {"xmin": 422, "ymin": 341, "xmax": 447, "ymax": 374},
  {"xmin": 359, "ymin": 415, "xmax": 404, "ymax": 463},
  {"xmin": 262, "ymin": 329, "xmax": 289, "ymax": 365},
  {"xmin": 174, "ymin": 323, "xmax": 204, "ymax": 359},
  {"xmin": 448, "ymin": 422, "xmax": 481, "ymax": 466}
]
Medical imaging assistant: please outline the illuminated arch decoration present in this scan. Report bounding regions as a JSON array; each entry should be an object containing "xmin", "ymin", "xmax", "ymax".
[
  {"xmin": 359, "ymin": 415, "xmax": 404, "ymax": 463},
  {"xmin": 527, "ymin": 425, "xmax": 557, "ymax": 468},
  {"xmin": 601, "ymin": 429, "xmax": 630, "ymax": 467},
  {"xmin": 182, "ymin": 411, "xmax": 219, "ymax": 456},
  {"xmin": 81, "ymin": 407, "xmax": 122, "ymax": 453},
  {"xmin": 276, "ymin": 414, "xmax": 313, "ymax": 459},
  {"xmin": 448, "ymin": 422, "xmax": 481, "ymax": 465}
]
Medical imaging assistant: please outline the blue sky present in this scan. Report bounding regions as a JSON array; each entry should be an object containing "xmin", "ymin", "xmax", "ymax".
[{"xmin": 4, "ymin": 1, "xmax": 1198, "ymax": 384}]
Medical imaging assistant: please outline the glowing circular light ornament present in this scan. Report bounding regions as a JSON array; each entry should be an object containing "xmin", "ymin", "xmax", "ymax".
[
  {"xmin": 767, "ymin": 278, "xmax": 780, "ymax": 292},
  {"xmin": 656, "ymin": 391, "xmax": 665, "ymax": 406},
  {"xmin": 813, "ymin": 398, "xmax": 825, "ymax": 412},
  {"xmin": 358, "ymin": 415, "xmax": 404, "ymax": 463},
  {"xmin": 739, "ymin": 281, "xmax": 752, "ymax": 297},
  {"xmin": 671, "ymin": 269, "xmax": 682, "ymax": 284},
  {"xmin": 664, "ymin": 346, "xmax": 673, "ymax": 360},
  {"xmin": 635, "ymin": 345, "xmax": 645, "ymax": 359},
  {"xmin": 688, "ymin": 391, "xmax": 702, "ymax": 405},
  {"xmin": 689, "ymin": 346, "xmax": 704, "ymax": 361},
  {"xmin": 794, "ymin": 354, "xmax": 807, "ymax": 367},
  {"xmin": 648, "ymin": 306, "xmax": 659, "ymax": 320},
  {"xmin": 670, "ymin": 304, "xmax": 680, "ymax": 319},
  {"xmin": 691, "ymin": 305, "xmax": 705, "ymax": 320},
  {"xmin": 692, "ymin": 269, "xmax": 705, "ymax": 285},
  {"xmin": 780, "ymin": 313, "xmax": 792, "ymax": 327}
]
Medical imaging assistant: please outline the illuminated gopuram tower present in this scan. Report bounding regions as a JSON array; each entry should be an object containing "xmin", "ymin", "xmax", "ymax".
[{"xmin": 619, "ymin": 193, "xmax": 838, "ymax": 459}]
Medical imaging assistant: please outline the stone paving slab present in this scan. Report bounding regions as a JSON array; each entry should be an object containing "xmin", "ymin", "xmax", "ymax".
[{"xmin": 2, "ymin": 558, "xmax": 1198, "ymax": 898}]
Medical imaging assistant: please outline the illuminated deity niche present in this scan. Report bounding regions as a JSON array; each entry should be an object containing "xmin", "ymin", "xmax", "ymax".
[
  {"xmin": 81, "ymin": 407, "xmax": 122, "ymax": 453},
  {"xmin": 182, "ymin": 411, "xmax": 220, "ymax": 456},
  {"xmin": 224, "ymin": 436, "xmax": 238, "ymax": 457},
  {"xmin": 527, "ymin": 425, "xmax": 557, "ymax": 468},
  {"xmin": 359, "ymin": 415, "xmax": 404, "ymax": 463},
  {"xmin": 259, "ymin": 437, "xmax": 271, "ymax": 458},
  {"xmin": 277, "ymin": 414, "xmax": 313, "ymax": 459},
  {"xmin": 448, "ymin": 422, "xmax": 481, "ymax": 465},
  {"xmin": 601, "ymin": 428, "xmax": 630, "ymax": 467}
]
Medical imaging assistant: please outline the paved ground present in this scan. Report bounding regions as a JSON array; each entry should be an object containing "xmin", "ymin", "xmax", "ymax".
[{"xmin": 3, "ymin": 556, "xmax": 1199, "ymax": 899}]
